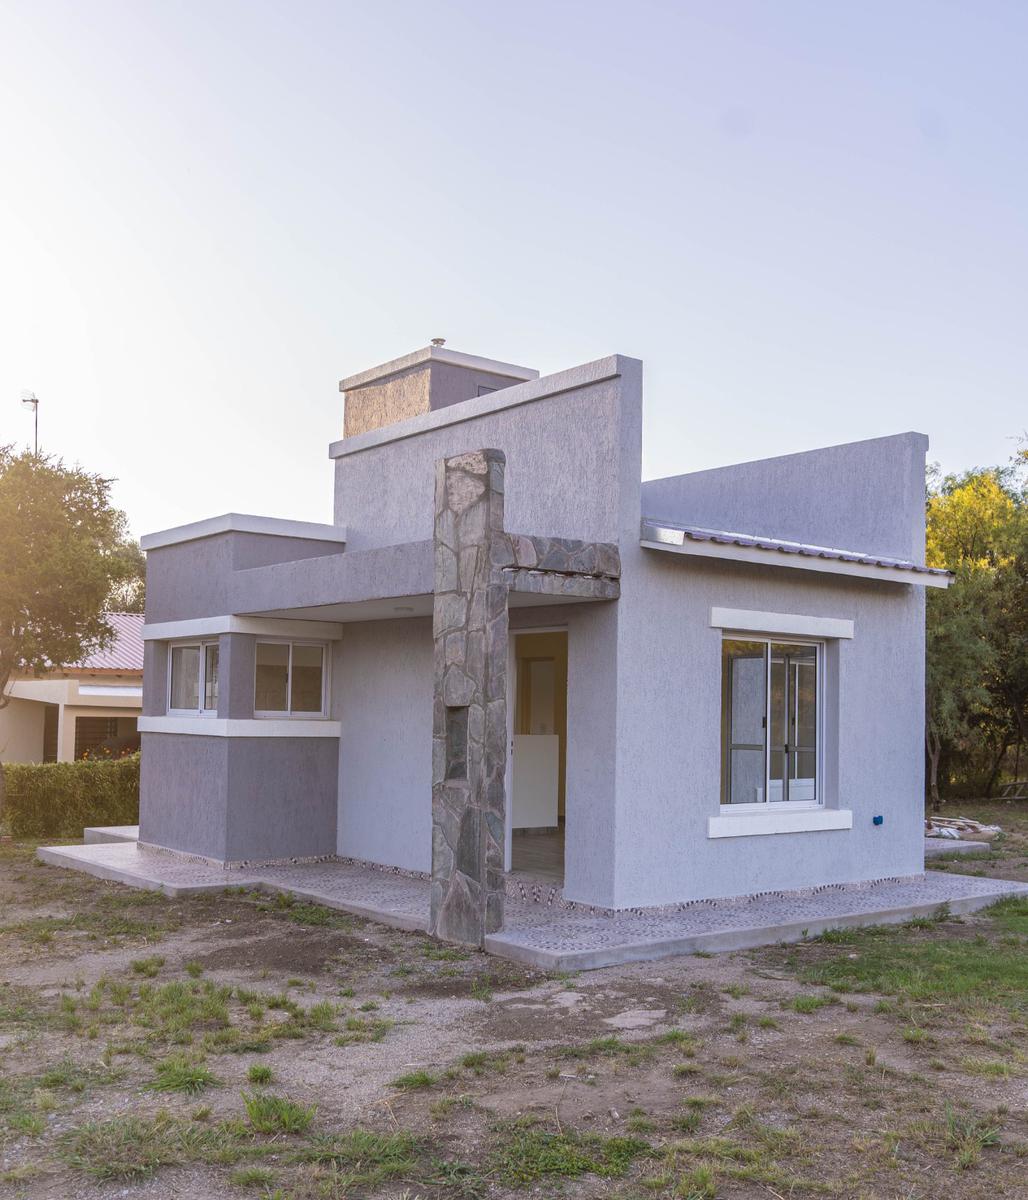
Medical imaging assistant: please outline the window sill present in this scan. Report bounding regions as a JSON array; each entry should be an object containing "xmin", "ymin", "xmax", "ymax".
[
  {"xmin": 140, "ymin": 717, "xmax": 341, "ymax": 738},
  {"xmin": 707, "ymin": 808, "xmax": 852, "ymax": 839}
]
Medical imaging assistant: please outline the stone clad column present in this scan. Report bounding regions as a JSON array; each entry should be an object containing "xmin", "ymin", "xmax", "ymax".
[{"xmin": 430, "ymin": 450, "xmax": 512, "ymax": 946}]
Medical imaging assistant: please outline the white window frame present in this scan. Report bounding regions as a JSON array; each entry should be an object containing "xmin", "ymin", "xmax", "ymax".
[
  {"xmin": 167, "ymin": 640, "xmax": 220, "ymax": 717},
  {"xmin": 253, "ymin": 639, "xmax": 329, "ymax": 719},
  {"xmin": 720, "ymin": 634, "xmax": 825, "ymax": 813}
]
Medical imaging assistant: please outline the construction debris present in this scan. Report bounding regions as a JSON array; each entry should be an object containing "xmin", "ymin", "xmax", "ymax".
[{"xmin": 925, "ymin": 816, "xmax": 1002, "ymax": 841}]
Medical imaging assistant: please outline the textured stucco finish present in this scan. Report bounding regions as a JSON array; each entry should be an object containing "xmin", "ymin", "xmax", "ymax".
[
  {"xmin": 139, "ymin": 733, "xmax": 337, "ymax": 864},
  {"xmin": 335, "ymin": 618, "xmax": 433, "ymax": 873},
  {"xmin": 139, "ymin": 733, "xmax": 230, "ymax": 861},
  {"xmin": 343, "ymin": 359, "xmax": 529, "ymax": 438},
  {"xmin": 642, "ymin": 432, "xmax": 929, "ymax": 564},
  {"xmin": 146, "ymin": 531, "xmax": 346, "ymax": 624},
  {"xmin": 333, "ymin": 360, "xmax": 638, "ymax": 552}
]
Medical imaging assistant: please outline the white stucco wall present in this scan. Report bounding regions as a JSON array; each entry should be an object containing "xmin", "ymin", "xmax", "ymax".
[{"xmin": 0, "ymin": 698, "xmax": 46, "ymax": 763}]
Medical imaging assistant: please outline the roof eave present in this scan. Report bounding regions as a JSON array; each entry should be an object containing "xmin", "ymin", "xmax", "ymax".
[{"xmin": 641, "ymin": 529, "xmax": 951, "ymax": 588}]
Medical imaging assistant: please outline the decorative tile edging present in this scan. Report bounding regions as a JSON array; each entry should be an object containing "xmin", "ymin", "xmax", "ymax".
[
  {"xmin": 137, "ymin": 841, "xmax": 338, "ymax": 871},
  {"xmin": 138, "ymin": 841, "xmax": 433, "ymax": 880},
  {"xmin": 504, "ymin": 871, "xmax": 928, "ymax": 918}
]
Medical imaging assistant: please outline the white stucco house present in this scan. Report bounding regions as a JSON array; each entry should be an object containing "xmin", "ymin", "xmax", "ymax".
[
  {"xmin": 1, "ymin": 613, "xmax": 143, "ymax": 764},
  {"xmin": 49, "ymin": 343, "xmax": 1024, "ymax": 965}
]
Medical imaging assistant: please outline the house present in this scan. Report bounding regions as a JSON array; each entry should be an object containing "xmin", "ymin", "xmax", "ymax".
[
  {"xmin": 123, "ymin": 344, "xmax": 953, "ymax": 949},
  {"xmin": 1, "ymin": 612, "xmax": 143, "ymax": 763}
]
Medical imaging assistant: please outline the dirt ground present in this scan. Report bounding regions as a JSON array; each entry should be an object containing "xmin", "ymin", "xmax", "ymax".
[{"xmin": 1, "ymin": 812, "xmax": 1027, "ymax": 1199}]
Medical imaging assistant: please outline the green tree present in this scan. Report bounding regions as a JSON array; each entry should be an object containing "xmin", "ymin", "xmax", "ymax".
[
  {"xmin": 925, "ymin": 461, "xmax": 1027, "ymax": 802},
  {"xmin": 0, "ymin": 446, "xmax": 134, "ymax": 806},
  {"xmin": 108, "ymin": 538, "xmax": 146, "ymax": 613}
]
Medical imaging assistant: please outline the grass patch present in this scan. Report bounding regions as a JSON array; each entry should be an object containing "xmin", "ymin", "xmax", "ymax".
[
  {"xmin": 960, "ymin": 1057, "xmax": 1013, "ymax": 1078},
  {"xmin": 391, "ymin": 1069, "xmax": 438, "ymax": 1091},
  {"xmin": 242, "ymin": 1091, "xmax": 316, "ymax": 1134},
  {"xmin": 491, "ymin": 1121, "xmax": 649, "ymax": 1184},
  {"xmin": 130, "ymin": 954, "xmax": 166, "ymax": 977},
  {"xmin": 57, "ymin": 1112, "xmax": 241, "ymax": 1180},
  {"xmin": 149, "ymin": 1055, "xmax": 219, "ymax": 1095},
  {"xmin": 334, "ymin": 1015, "xmax": 394, "ymax": 1046},
  {"xmin": 798, "ymin": 918, "xmax": 1028, "ymax": 1013},
  {"xmin": 790, "ymin": 993, "xmax": 833, "ymax": 1014},
  {"xmin": 247, "ymin": 1064, "xmax": 273, "ymax": 1085},
  {"xmin": 230, "ymin": 1165, "xmax": 275, "ymax": 1187},
  {"xmin": 289, "ymin": 1129, "xmax": 420, "ymax": 1178}
]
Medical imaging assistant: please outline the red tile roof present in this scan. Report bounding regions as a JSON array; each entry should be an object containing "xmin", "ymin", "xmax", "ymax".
[{"xmin": 71, "ymin": 612, "xmax": 145, "ymax": 673}]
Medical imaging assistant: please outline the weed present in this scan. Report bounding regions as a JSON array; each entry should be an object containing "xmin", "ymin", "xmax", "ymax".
[
  {"xmin": 391, "ymin": 1069, "xmax": 438, "ymax": 1090},
  {"xmin": 334, "ymin": 1015, "xmax": 393, "ymax": 1046},
  {"xmin": 790, "ymin": 993, "xmax": 833, "ymax": 1014},
  {"xmin": 131, "ymin": 955, "xmax": 166, "ymax": 977},
  {"xmin": 242, "ymin": 1091, "xmax": 316, "ymax": 1134},
  {"xmin": 230, "ymin": 1166, "xmax": 275, "ymax": 1187},
  {"xmin": 288, "ymin": 1129, "xmax": 419, "ymax": 1188},
  {"xmin": 961, "ymin": 1058, "xmax": 1012, "ymax": 1078},
  {"xmin": 945, "ymin": 1109, "xmax": 1001, "ymax": 1169},
  {"xmin": 491, "ymin": 1121, "xmax": 649, "ymax": 1184},
  {"xmin": 149, "ymin": 1055, "xmax": 218, "ymax": 1095}
]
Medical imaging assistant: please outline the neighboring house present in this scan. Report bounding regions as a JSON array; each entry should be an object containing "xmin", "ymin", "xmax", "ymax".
[
  {"xmin": 135, "ymin": 345, "xmax": 949, "ymax": 948},
  {"xmin": 0, "ymin": 613, "xmax": 144, "ymax": 763}
]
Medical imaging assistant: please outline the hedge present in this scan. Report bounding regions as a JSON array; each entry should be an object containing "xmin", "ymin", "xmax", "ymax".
[{"xmin": 1, "ymin": 753, "xmax": 139, "ymax": 838}]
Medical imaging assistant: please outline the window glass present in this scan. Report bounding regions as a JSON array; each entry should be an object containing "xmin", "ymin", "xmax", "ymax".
[
  {"xmin": 255, "ymin": 642, "xmax": 289, "ymax": 712},
  {"xmin": 721, "ymin": 638, "xmax": 820, "ymax": 806},
  {"xmin": 290, "ymin": 644, "xmax": 324, "ymax": 713},
  {"xmin": 203, "ymin": 643, "xmax": 220, "ymax": 712},
  {"xmin": 721, "ymin": 640, "xmax": 767, "ymax": 804},
  {"xmin": 170, "ymin": 645, "xmax": 200, "ymax": 711}
]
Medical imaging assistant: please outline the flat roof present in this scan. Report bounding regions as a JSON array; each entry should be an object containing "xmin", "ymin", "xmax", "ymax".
[{"xmin": 339, "ymin": 345, "xmax": 539, "ymax": 393}]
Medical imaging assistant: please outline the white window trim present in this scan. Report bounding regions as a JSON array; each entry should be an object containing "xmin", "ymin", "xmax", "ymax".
[
  {"xmin": 708, "ymin": 808, "xmax": 852, "ymax": 838},
  {"xmin": 719, "ymin": 633, "xmax": 826, "ymax": 814},
  {"xmin": 253, "ymin": 639, "xmax": 329, "ymax": 719},
  {"xmin": 710, "ymin": 607, "xmax": 853, "ymax": 640},
  {"xmin": 167, "ymin": 640, "xmax": 220, "ymax": 717},
  {"xmin": 140, "ymin": 716, "xmax": 341, "ymax": 738}
]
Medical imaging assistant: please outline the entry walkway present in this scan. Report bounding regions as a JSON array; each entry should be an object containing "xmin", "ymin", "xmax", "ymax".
[{"xmin": 38, "ymin": 840, "xmax": 1028, "ymax": 972}]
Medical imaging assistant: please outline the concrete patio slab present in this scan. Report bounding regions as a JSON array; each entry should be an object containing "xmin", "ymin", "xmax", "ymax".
[
  {"xmin": 37, "ymin": 841, "xmax": 1028, "ymax": 971},
  {"xmin": 923, "ymin": 838, "xmax": 991, "ymax": 859},
  {"xmin": 83, "ymin": 825, "xmax": 141, "ymax": 845}
]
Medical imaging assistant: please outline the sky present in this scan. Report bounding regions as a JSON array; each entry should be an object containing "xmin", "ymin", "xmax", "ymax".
[{"xmin": 0, "ymin": 1, "xmax": 1025, "ymax": 539}]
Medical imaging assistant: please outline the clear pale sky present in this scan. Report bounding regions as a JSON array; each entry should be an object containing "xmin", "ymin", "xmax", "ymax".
[{"xmin": 1, "ymin": 1, "xmax": 1024, "ymax": 539}]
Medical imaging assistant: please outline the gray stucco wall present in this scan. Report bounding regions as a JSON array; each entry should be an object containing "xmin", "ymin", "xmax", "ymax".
[
  {"xmin": 335, "ymin": 618, "xmax": 433, "ymax": 872},
  {"xmin": 139, "ymin": 732, "xmax": 337, "ymax": 864},
  {"xmin": 145, "ymin": 532, "xmax": 345, "ymax": 623},
  {"xmin": 139, "ymin": 733, "xmax": 230, "ymax": 861},
  {"xmin": 641, "ymin": 432, "xmax": 929, "ymax": 563},
  {"xmin": 224, "ymin": 737, "xmax": 337, "ymax": 862},
  {"xmin": 604, "ymin": 547, "xmax": 926, "ymax": 909},
  {"xmin": 333, "ymin": 358, "xmax": 643, "ymax": 552}
]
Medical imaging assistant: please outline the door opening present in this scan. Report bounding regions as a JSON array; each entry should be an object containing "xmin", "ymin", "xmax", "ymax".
[{"xmin": 509, "ymin": 631, "xmax": 567, "ymax": 885}]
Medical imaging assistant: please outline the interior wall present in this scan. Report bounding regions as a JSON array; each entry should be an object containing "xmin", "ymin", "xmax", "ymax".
[{"xmin": 514, "ymin": 631, "xmax": 568, "ymax": 815}]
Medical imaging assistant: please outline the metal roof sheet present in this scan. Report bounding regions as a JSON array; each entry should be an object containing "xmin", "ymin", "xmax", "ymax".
[
  {"xmin": 72, "ymin": 612, "xmax": 145, "ymax": 672},
  {"xmin": 641, "ymin": 521, "xmax": 951, "ymax": 580}
]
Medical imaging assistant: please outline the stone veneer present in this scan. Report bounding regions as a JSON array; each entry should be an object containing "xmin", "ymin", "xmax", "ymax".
[{"xmin": 429, "ymin": 449, "xmax": 621, "ymax": 946}]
